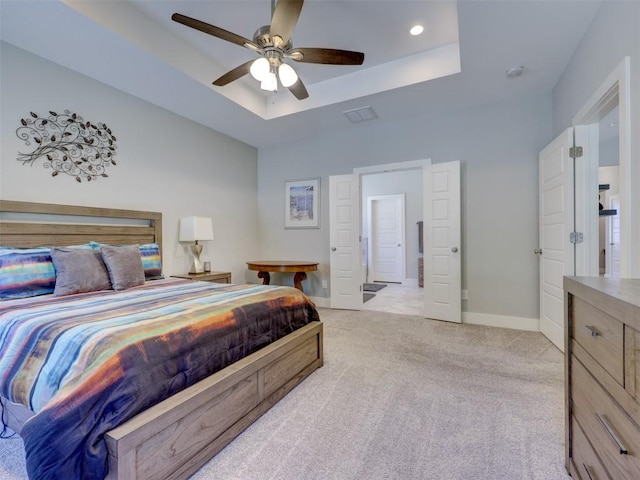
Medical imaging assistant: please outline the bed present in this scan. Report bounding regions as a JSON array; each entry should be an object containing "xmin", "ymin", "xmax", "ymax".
[{"xmin": 0, "ymin": 200, "xmax": 323, "ymax": 480}]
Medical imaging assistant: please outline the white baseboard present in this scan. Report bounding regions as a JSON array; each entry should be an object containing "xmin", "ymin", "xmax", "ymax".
[
  {"xmin": 403, "ymin": 278, "xmax": 418, "ymax": 287},
  {"xmin": 462, "ymin": 311, "xmax": 540, "ymax": 332},
  {"xmin": 539, "ymin": 316, "xmax": 565, "ymax": 352},
  {"xmin": 308, "ymin": 296, "xmax": 330, "ymax": 308}
]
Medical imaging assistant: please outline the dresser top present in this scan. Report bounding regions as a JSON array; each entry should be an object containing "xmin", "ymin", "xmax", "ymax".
[{"xmin": 565, "ymin": 276, "xmax": 640, "ymax": 330}]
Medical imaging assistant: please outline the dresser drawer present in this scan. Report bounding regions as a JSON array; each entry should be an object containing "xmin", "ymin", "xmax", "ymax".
[
  {"xmin": 572, "ymin": 358, "xmax": 640, "ymax": 479},
  {"xmin": 573, "ymin": 297, "xmax": 624, "ymax": 386},
  {"xmin": 571, "ymin": 416, "xmax": 609, "ymax": 480}
]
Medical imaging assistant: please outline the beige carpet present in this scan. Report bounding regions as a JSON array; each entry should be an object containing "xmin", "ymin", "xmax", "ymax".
[{"xmin": 0, "ymin": 308, "xmax": 569, "ymax": 480}]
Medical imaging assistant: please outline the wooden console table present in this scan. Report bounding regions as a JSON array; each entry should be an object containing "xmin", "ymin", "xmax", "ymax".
[{"xmin": 247, "ymin": 261, "xmax": 318, "ymax": 292}]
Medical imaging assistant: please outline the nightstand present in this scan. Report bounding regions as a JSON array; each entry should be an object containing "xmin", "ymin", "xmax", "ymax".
[{"xmin": 172, "ymin": 271, "xmax": 232, "ymax": 284}]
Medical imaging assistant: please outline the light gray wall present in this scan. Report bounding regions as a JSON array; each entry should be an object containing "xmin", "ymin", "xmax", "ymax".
[
  {"xmin": 361, "ymin": 170, "xmax": 423, "ymax": 281},
  {"xmin": 552, "ymin": 0, "xmax": 640, "ymax": 275},
  {"xmin": 258, "ymin": 94, "xmax": 552, "ymax": 322},
  {"xmin": 0, "ymin": 42, "xmax": 259, "ymax": 281}
]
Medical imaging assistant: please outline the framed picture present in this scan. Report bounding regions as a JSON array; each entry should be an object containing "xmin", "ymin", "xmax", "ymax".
[{"xmin": 285, "ymin": 178, "xmax": 320, "ymax": 229}]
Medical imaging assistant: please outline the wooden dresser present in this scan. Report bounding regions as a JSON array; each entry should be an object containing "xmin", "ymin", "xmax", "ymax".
[{"xmin": 564, "ymin": 276, "xmax": 640, "ymax": 480}]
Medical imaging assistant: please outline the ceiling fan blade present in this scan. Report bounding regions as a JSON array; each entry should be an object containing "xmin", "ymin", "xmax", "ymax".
[
  {"xmin": 288, "ymin": 48, "xmax": 364, "ymax": 65},
  {"xmin": 213, "ymin": 60, "xmax": 254, "ymax": 86},
  {"xmin": 172, "ymin": 13, "xmax": 259, "ymax": 50},
  {"xmin": 270, "ymin": 0, "xmax": 304, "ymax": 47},
  {"xmin": 288, "ymin": 76, "xmax": 309, "ymax": 100}
]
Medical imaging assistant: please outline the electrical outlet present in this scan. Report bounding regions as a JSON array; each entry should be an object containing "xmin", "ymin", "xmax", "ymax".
[
  {"xmin": 462, "ymin": 290, "xmax": 468, "ymax": 300},
  {"xmin": 322, "ymin": 280, "xmax": 328, "ymax": 289}
]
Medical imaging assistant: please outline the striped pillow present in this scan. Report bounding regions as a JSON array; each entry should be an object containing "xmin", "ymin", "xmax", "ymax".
[
  {"xmin": 0, "ymin": 247, "xmax": 56, "ymax": 300},
  {"xmin": 139, "ymin": 243, "xmax": 163, "ymax": 280}
]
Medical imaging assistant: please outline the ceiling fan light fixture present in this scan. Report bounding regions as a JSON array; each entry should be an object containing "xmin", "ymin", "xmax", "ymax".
[
  {"xmin": 250, "ymin": 57, "xmax": 270, "ymax": 81},
  {"xmin": 260, "ymin": 71, "xmax": 278, "ymax": 92},
  {"xmin": 278, "ymin": 63, "xmax": 298, "ymax": 87}
]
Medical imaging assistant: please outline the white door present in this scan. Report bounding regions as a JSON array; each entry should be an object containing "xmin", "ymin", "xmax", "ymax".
[
  {"xmin": 609, "ymin": 195, "xmax": 621, "ymax": 277},
  {"xmin": 330, "ymin": 174, "xmax": 362, "ymax": 309},
  {"xmin": 423, "ymin": 161, "xmax": 461, "ymax": 323},
  {"xmin": 369, "ymin": 195, "xmax": 405, "ymax": 283},
  {"xmin": 538, "ymin": 129, "xmax": 574, "ymax": 351}
]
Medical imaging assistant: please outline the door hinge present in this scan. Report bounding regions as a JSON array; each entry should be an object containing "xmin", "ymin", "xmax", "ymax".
[
  {"xmin": 570, "ymin": 232, "xmax": 584, "ymax": 244},
  {"xmin": 569, "ymin": 146, "xmax": 583, "ymax": 158}
]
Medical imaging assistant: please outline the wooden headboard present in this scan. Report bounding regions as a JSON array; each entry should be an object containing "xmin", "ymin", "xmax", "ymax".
[{"xmin": 0, "ymin": 200, "xmax": 162, "ymax": 254}]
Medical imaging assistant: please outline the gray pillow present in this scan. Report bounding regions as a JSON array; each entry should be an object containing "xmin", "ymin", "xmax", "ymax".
[
  {"xmin": 100, "ymin": 245, "xmax": 145, "ymax": 291},
  {"xmin": 51, "ymin": 248, "xmax": 112, "ymax": 296}
]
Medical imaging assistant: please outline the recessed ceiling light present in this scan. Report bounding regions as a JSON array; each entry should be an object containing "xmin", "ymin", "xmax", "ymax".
[
  {"xmin": 410, "ymin": 25, "xmax": 424, "ymax": 36},
  {"xmin": 505, "ymin": 66, "xmax": 525, "ymax": 78}
]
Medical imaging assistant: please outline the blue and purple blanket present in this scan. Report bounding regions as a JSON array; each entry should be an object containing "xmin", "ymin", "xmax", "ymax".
[{"xmin": 0, "ymin": 279, "xmax": 319, "ymax": 479}]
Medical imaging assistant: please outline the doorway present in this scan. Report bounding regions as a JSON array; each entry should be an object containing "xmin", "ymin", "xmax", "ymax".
[
  {"xmin": 360, "ymin": 166, "xmax": 422, "ymax": 315},
  {"xmin": 330, "ymin": 159, "xmax": 461, "ymax": 322},
  {"xmin": 572, "ymin": 57, "xmax": 631, "ymax": 278},
  {"xmin": 537, "ymin": 57, "xmax": 631, "ymax": 350},
  {"xmin": 598, "ymin": 105, "xmax": 620, "ymax": 277}
]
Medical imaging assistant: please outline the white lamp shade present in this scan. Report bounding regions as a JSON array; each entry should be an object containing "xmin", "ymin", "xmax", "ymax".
[
  {"xmin": 278, "ymin": 63, "xmax": 298, "ymax": 87},
  {"xmin": 250, "ymin": 57, "xmax": 270, "ymax": 81},
  {"xmin": 260, "ymin": 71, "xmax": 278, "ymax": 91},
  {"xmin": 179, "ymin": 216, "xmax": 214, "ymax": 242}
]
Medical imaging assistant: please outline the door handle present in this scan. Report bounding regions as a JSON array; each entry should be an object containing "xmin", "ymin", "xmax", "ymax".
[
  {"xmin": 331, "ymin": 247, "xmax": 337, "ymax": 252},
  {"xmin": 534, "ymin": 248, "xmax": 543, "ymax": 255},
  {"xmin": 451, "ymin": 247, "xmax": 458, "ymax": 253}
]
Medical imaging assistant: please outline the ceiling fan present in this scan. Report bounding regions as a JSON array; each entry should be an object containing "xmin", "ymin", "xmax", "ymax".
[{"xmin": 171, "ymin": 0, "xmax": 365, "ymax": 100}]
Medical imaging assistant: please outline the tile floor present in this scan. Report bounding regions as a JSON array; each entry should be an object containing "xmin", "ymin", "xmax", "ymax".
[{"xmin": 361, "ymin": 282, "xmax": 424, "ymax": 316}]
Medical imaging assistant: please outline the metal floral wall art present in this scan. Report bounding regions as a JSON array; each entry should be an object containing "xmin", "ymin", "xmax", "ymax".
[{"xmin": 16, "ymin": 109, "xmax": 117, "ymax": 182}]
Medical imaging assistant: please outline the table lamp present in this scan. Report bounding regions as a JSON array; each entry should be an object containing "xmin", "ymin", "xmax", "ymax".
[{"xmin": 179, "ymin": 216, "xmax": 214, "ymax": 273}]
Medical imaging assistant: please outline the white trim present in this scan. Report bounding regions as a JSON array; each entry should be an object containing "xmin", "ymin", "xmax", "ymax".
[
  {"xmin": 462, "ymin": 311, "xmax": 540, "ymax": 333},
  {"xmin": 572, "ymin": 57, "xmax": 632, "ymax": 277},
  {"xmin": 403, "ymin": 278, "xmax": 418, "ymax": 287},
  {"xmin": 308, "ymin": 296, "xmax": 330, "ymax": 308},
  {"xmin": 353, "ymin": 159, "xmax": 428, "ymax": 175},
  {"xmin": 573, "ymin": 125, "xmax": 599, "ymax": 276}
]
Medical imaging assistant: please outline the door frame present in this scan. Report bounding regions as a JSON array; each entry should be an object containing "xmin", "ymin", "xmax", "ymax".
[
  {"xmin": 572, "ymin": 57, "xmax": 631, "ymax": 277},
  {"xmin": 367, "ymin": 194, "xmax": 406, "ymax": 284},
  {"xmin": 354, "ymin": 159, "xmax": 430, "ymax": 302},
  {"xmin": 607, "ymin": 194, "xmax": 621, "ymax": 278}
]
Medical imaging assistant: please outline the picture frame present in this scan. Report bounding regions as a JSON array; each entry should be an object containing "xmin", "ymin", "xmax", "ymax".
[{"xmin": 285, "ymin": 178, "xmax": 320, "ymax": 229}]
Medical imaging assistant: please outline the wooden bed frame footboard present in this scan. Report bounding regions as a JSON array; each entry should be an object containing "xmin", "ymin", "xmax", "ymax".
[
  {"xmin": 0, "ymin": 200, "xmax": 324, "ymax": 480},
  {"xmin": 106, "ymin": 320, "xmax": 323, "ymax": 480}
]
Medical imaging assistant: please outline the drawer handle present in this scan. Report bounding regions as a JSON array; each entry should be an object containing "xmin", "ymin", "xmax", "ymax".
[
  {"xmin": 584, "ymin": 325, "xmax": 600, "ymax": 337},
  {"xmin": 596, "ymin": 413, "xmax": 628, "ymax": 455},
  {"xmin": 582, "ymin": 464, "xmax": 594, "ymax": 480}
]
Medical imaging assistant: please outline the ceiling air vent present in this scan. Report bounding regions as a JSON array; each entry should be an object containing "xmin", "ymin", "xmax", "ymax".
[{"xmin": 343, "ymin": 106, "xmax": 378, "ymax": 123}]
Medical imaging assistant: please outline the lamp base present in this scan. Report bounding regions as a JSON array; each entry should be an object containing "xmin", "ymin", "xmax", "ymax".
[{"xmin": 189, "ymin": 243, "xmax": 204, "ymax": 274}]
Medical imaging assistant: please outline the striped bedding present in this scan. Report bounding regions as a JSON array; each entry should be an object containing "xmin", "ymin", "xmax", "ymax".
[{"xmin": 0, "ymin": 279, "xmax": 320, "ymax": 480}]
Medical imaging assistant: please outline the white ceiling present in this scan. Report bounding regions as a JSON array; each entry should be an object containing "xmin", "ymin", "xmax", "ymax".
[{"xmin": 0, "ymin": 0, "xmax": 602, "ymax": 149}]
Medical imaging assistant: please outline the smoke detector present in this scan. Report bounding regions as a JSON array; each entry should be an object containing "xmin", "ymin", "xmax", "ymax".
[{"xmin": 505, "ymin": 66, "xmax": 525, "ymax": 78}]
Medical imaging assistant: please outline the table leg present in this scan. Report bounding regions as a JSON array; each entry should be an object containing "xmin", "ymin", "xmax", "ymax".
[
  {"xmin": 257, "ymin": 271, "xmax": 270, "ymax": 285},
  {"xmin": 293, "ymin": 272, "xmax": 307, "ymax": 292}
]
